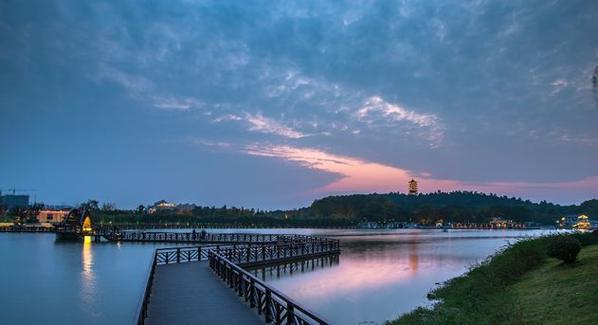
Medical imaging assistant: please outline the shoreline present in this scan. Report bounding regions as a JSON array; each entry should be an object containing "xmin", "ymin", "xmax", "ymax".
[{"xmin": 388, "ymin": 231, "xmax": 598, "ymax": 324}]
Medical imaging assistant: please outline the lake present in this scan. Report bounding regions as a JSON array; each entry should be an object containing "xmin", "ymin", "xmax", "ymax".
[{"xmin": 0, "ymin": 229, "xmax": 553, "ymax": 324}]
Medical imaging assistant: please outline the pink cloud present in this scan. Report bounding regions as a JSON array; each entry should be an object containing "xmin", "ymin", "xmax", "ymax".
[{"xmin": 244, "ymin": 144, "xmax": 598, "ymax": 202}]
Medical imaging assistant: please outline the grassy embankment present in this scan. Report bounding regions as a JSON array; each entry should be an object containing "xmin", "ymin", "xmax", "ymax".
[{"xmin": 390, "ymin": 232, "xmax": 598, "ymax": 325}]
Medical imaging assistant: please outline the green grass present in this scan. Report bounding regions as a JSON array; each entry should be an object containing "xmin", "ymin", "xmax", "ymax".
[
  {"xmin": 389, "ymin": 233, "xmax": 598, "ymax": 325},
  {"xmin": 509, "ymin": 245, "xmax": 598, "ymax": 325}
]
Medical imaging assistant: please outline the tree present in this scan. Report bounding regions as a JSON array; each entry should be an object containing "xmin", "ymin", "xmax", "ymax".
[
  {"xmin": 101, "ymin": 202, "xmax": 116, "ymax": 211},
  {"xmin": 81, "ymin": 200, "xmax": 99, "ymax": 211}
]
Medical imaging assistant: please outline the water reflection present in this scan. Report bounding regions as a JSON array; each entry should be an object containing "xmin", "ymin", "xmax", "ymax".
[
  {"xmin": 81, "ymin": 236, "xmax": 95, "ymax": 305},
  {"xmin": 0, "ymin": 229, "xmax": 553, "ymax": 325},
  {"xmin": 249, "ymin": 255, "xmax": 340, "ymax": 281},
  {"xmin": 266, "ymin": 231, "xmax": 536, "ymax": 324}
]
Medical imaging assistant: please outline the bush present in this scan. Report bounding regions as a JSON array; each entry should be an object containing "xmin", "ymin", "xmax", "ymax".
[
  {"xmin": 547, "ymin": 236, "xmax": 582, "ymax": 264},
  {"xmin": 569, "ymin": 231, "xmax": 598, "ymax": 247}
]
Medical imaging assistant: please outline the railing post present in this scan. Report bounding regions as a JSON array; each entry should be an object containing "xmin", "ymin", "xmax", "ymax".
[
  {"xmin": 249, "ymin": 279, "xmax": 256, "ymax": 308},
  {"xmin": 265, "ymin": 288, "xmax": 273, "ymax": 323},
  {"xmin": 287, "ymin": 303, "xmax": 295, "ymax": 325},
  {"xmin": 177, "ymin": 248, "xmax": 180, "ymax": 263}
]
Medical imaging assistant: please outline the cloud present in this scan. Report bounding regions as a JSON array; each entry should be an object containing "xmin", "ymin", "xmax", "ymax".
[
  {"xmin": 188, "ymin": 138, "xmax": 232, "ymax": 149},
  {"xmin": 356, "ymin": 96, "xmax": 438, "ymax": 128},
  {"xmin": 550, "ymin": 79, "xmax": 569, "ymax": 95},
  {"xmin": 213, "ymin": 114, "xmax": 242, "ymax": 123},
  {"xmin": 244, "ymin": 144, "xmax": 421, "ymax": 193},
  {"xmin": 152, "ymin": 96, "xmax": 200, "ymax": 111},
  {"xmin": 244, "ymin": 113, "xmax": 306, "ymax": 139},
  {"xmin": 243, "ymin": 143, "xmax": 598, "ymax": 201},
  {"xmin": 355, "ymin": 96, "xmax": 444, "ymax": 146},
  {"xmin": 97, "ymin": 65, "xmax": 153, "ymax": 93}
]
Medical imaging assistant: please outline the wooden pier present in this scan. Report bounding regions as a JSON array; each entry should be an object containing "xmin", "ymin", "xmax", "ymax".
[
  {"xmin": 138, "ymin": 239, "xmax": 340, "ymax": 325},
  {"xmin": 146, "ymin": 262, "xmax": 263, "ymax": 325}
]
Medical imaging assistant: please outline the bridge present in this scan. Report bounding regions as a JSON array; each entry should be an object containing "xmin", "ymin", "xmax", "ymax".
[{"xmin": 138, "ymin": 237, "xmax": 340, "ymax": 325}]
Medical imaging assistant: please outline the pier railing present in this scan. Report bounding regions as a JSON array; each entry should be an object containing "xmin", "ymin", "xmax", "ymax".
[
  {"xmin": 151, "ymin": 237, "xmax": 340, "ymax": 266},
  {"xmin": 209, "ymin": 251, "xmax": 329, "ymax": 325},
  {"xmin": 138, "ymin": 236, "xmax": 339, "ymax": 324},
  {"xmin": 104, "ymin": 231, "xmax": 307, "ymax": 244},
  {"xmin": 135, "ymin": 250, "xmax": 158, "ymax": 325},
  {"xmin": 220, "ymin": 240, "xmax": 340, "ymax": 267}
]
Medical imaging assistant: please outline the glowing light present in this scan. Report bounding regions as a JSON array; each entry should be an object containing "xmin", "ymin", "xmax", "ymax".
[
  {"xmin": 81, "ymin": 236, "xmax": 95, "ymax": 304},
  {"xmin": 82, "ymin": 216, "xmax": 92, "ymax": 233}
]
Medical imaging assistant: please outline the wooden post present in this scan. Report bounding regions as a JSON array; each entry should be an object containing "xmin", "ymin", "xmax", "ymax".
[
  {"xmin": 287, "ymin": 303, "xmax": 295, "ymax": 325},
  {"xmin": 249, "ymin": 279, "xmax": 256, "ymax": 307},
  {"xmin": 265, "ymin": 289, "xmax": 273, "ymax": 323}
]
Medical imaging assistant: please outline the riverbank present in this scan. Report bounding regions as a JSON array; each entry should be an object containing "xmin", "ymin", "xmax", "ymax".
[{"xmin": 390, "ymin": 232, "xmax": 598, "ymax": 325}]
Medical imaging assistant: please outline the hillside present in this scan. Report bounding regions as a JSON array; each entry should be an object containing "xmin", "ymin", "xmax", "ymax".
[{"xmin": 292, "ymin": 192, "xmax": 598, "ymax": 225}]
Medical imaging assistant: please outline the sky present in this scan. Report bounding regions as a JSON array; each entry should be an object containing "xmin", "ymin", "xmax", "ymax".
[{"xmin": 1, "ymin": 0, "xmax": 598, "ymax": 209}]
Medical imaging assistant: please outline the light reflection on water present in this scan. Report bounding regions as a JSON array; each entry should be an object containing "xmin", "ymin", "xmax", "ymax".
[
  {"xmin": 0, "ymin": 229, "xmax": 555, "ymax": 324},
  {"xmin": 252, "ymin": 230, "xmax": 555, "ymax": 324},
  {"xmin": 81, "ymin": 236, "xmax": 95, "ymax": 306}
]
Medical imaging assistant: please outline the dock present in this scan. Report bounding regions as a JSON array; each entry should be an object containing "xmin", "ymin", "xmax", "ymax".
[
  {"xmin": 138, "ymin": 239, "xmax": 340, "ymax": 325},
  {"xmin": 146, "ymin": 262, "xmax": 263, "ymax": 325}
]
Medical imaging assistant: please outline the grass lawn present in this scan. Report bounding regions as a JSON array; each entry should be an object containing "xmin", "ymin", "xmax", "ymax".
[
  {"xmin": 509, "ymin": 245, "xmax": 598, "ymax": 325},
  {"xmin": 390, "ymin": 234, "xmax": 598, "ymax": 325}
]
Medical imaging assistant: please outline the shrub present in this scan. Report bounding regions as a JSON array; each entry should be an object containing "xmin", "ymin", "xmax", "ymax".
[
  {"xmin": 569, "ymin": 231, "xmax": 598, "ymax": 247},
  {"xmin": 547, "ymin": 236, "xmax": 582, "ymax": 264}
]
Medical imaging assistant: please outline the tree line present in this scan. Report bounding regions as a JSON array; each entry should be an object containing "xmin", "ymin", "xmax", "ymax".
[
  {"xmin": 4, "ymin": 192, "xmax": 597, "ymax": 227},
  {"xmin": 91, "ymin": 192, "xmax": 597, "ymax": 226}
]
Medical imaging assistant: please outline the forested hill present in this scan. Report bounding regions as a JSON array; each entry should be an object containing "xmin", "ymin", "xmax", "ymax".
[
  {"xmin": 84, "ymin": 192, "xmax": 597, "ymax": 227},
  {"xmin": 290, "ymin": 192, "xmax": 598, "ymax": 225}
]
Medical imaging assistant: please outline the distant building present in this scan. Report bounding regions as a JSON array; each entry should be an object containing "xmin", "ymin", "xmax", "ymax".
[
  {"xmin": 408, "ymin": 179, "xmax": 418, "ymax": 195},
  {"xmin": 573, "ymin": 215, "xmax": 591, "ymax": 230},
  {"xmin": 37, "ymin": 210, "xmax": 69, "ymax": 224},
  {"xmin": 148, "ymin": 200, "xmax": 177, "ymax": 214},
  {"xmin": 0, "ymin": 192, "xmax": 29, "ymax": 210},
  {"xmin": 489, "ymin": 217, "xmax": 515, "ymax": 228},
  {"xmin": 559, "ymin": 215, "xmax": 578, "ymax": 228},
  {"xmin": 558, "ymin": 214, "xmax": 595, "ymax": 229}
]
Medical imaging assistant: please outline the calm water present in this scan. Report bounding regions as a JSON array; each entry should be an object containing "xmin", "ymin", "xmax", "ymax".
[{"xmin": 0, "ymin": 229, "xmax": 553, "ymax": 324}]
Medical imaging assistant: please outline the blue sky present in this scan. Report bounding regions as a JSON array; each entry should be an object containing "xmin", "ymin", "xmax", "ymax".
[{"xmin": 1, "ymin": 0, "xmax": 597, "ymax": 208}]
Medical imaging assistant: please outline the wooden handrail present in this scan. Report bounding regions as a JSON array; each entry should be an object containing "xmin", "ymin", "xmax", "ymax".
[
  {"xmin": 135, "ymin": 250, "xmax": 157, "ymax": 325},
  {"xmin": 135, "ymin": 236, "xmax": 340, "ymax": 324},
  {"xmin": 209, "ymin": 251, "xmax": 330, "ymax": 324}
]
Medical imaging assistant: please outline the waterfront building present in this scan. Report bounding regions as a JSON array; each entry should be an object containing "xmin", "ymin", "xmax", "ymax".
[
  {"xmin": 408, "ymin": 179, "xmax": 418, "ymax": 195},
  {"xmin": 559, "ymin": 214, "xmax": 583, "ymax": 228},
  {"xmin": 489, "ymin": 217, "xmax": 515, "ymax": 228},
  {"xmin": 148, "ymin": 200, "xmax": 177, "ymax": 214},
  {"xmin": 573, "ymin": 214, "xmax": 591, "ymax": 230},
  {"xmin": 0, "ymin": 193, "xmax": 29, "ymax": 210},
  {"xmin": 37, "ymin": 210, "xmax": 69, "ymax": 224}
]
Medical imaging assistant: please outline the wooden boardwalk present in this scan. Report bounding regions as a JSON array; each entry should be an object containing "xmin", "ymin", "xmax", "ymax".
[{"xmin": 146, "ymin": 262, "xmax": 263, "ymax": 325}]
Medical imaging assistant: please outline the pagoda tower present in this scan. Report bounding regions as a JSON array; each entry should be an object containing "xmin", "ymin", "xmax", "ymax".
[{"xmin": 408, "ymin": 179, "xmax": 418, "ymax": 195}]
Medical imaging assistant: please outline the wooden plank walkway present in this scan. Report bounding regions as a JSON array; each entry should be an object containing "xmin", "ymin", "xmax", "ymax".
[{"xmin": 146, "ymin": 262, "xmax": 263, "ymax": 325}]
